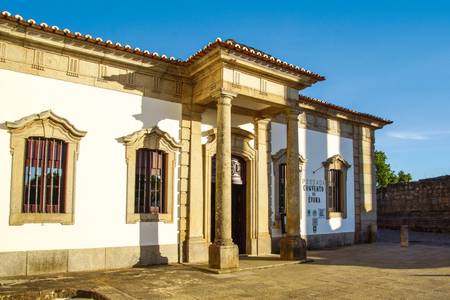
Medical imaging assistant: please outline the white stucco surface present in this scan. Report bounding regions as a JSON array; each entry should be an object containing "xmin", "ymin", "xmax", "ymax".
[
  {"xmin": 0, "ymin": 69, "xmax": 181, "ymax": 252},
  {"xmin": 200, "ymin": 108, "xmax": 255, "ymax": 146},
  {"xmin": 271, "ymin": 121, "xmax": 355, "ymax": 236}
]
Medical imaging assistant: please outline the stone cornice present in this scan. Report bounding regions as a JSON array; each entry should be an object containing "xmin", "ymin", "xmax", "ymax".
[
  {"xmin": 323, "ymin": 154, "xmax": 352, "ymax": 169},
  {"xmin": 202, "ymin": 127, "xmax": 255, "ymax": 141},
  {"xmin": 299, "ymin": 96, "xmax": 392, "ymax": 129},
  {"xmin": 117, "ymin": 126, "xmax": 181, "ymax": 150},
  {"xmin": 271, "ymin": 148, "xmax": 306, "ymax": 165},
  {"xmin": 1, "ymin": 110, "xmax": 87, "ymax": 139}
]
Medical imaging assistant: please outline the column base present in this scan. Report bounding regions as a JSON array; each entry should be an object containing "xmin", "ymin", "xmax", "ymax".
[
  {"xmin": 208, "ymin": 243, "xmax": 239, "ymax": 269},
  {"xmin": 184, "ymin": 239, "xmax": 209, "ymax": 263},
  {"xmin": 280, "ymin": 236, "xmax": 307, "ymax": 260}
]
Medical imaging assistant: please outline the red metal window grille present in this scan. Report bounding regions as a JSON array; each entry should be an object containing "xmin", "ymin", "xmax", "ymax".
[
  {"xmin": 135, "ymin": 149, "xmax": 166, "ymax": 214},
  {"xmin": 22, "ymin": 137, "xmax": 67, "ymax": 213}
]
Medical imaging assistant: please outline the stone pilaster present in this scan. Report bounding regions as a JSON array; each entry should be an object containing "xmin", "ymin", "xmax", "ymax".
[
  {"xmin": 209, "ymin": 91, "xmax": 239, "ymax": 269},
  {"xmin": 353, "ymin": 125, "xmax": 362, "ymax": 243},
  {"xmin": 179, "ymin": 104, "xmax": 191, "ymax": 262},
  {"xmin": 359, "ymin": 126, "xmax": 377, "ymax": 242},
  {"xmin": 184, "ymin": 105, "xmax": 209, "ymax": 263},
  {"xmin": 280, "ymin": 108, "xmax": 306, "ymax": 260},
  {"xmin": 255, "ymin": 118, "xmax": 272, "ymax": 255}
]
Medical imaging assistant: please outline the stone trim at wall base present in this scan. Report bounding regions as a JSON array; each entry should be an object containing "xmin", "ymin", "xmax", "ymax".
[
  {"xmin": 0, "ymin": 244, "xmax": 178, "ymax": 278},
  {"xmin": 271, "ymin": 232, "xmax": 354, "ymax": 253}
]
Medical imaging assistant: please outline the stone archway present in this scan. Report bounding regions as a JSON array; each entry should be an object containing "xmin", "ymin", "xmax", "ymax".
[{"xmin": 203, "ymin": 127, "xmax": 257, "ymax": 255}]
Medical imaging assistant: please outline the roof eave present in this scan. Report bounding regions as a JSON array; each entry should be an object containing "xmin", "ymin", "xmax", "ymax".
[{"xmin": 299, "ymin": 95, "xmax": 393, "ymax": 128}]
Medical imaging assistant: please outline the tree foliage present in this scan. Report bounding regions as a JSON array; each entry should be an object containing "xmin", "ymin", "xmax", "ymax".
[
  {"xmin": 397, "ymin": 170, "xmax": 413, "ymax": 183},
  {"xmin": 375, "ymin": 150, "xmax": 412, "ymax": 187}
]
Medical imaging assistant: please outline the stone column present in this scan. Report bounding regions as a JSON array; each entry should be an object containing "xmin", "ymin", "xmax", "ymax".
[
  {"xmin": 185, "ymin": 105, "xmax": 208, "ymax": 263},
  {"xmin": 209, "ymin": 91, "xmax": 239, "ymax": 269},
  {"xmin": 280, "ymin": 108, "xmax": 306, "ymax": 260},
  {"xmin": 255, "ymin": 118, "xmax": 272, "ymax": 255}
]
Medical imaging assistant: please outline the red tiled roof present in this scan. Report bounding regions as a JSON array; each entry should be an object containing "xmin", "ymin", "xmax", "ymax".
[
  {"xmin": 299, "ymin": 95, "xmax": 393, "ymax": 125},
  {"xmin": 0, "ymin": 11, "xmax": 325, "ymax": 81},
  {"xmin": 185, "ymin": 38, "xmax": 325, "ymax": 80}
]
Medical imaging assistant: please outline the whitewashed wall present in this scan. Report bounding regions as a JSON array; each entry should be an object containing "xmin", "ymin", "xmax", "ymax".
[
  {"xmin": 271, "ymin": 121, "xmax": 355, "ymax": 237},
  {"xmin": 201, "ymin": 108, "xmax": 255, "ymax": 133},
  {"xmin": 0, "ymin": 69, "xmax": 181, "ymax": 252},
  {"xmin": 200, "ymin": 108, "xmax": 255, "ymax": 145}
]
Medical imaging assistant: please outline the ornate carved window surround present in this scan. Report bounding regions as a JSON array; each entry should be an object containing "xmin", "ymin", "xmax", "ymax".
[
  {"xmin": 118, "ymin": 127, "xmax": 180, "ymax": 224},
  {"xmin": 323, "ymin": 154, "xmax": 351, "ymax": 219},
  {"xmin": 271, "ymin": 148, "xmax": 306, "ymax": 230},
  {"xmin": 1, "ymin": 111, "xmax": 86, "ymax": 225}
]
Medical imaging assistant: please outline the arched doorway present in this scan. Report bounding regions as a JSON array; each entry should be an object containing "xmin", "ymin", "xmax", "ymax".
[
  {"xmin": 203, "ymin": 127, "xmax": 257, "ymax": 255},
  {"xmin": 210, "ymin": 155, "xmax": 247, "ymax": 253}
]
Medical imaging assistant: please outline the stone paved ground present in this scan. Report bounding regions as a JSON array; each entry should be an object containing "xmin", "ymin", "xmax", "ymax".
[{"xmin": 1, "ymin": 242, "xmax": 449, "ymax": 299}]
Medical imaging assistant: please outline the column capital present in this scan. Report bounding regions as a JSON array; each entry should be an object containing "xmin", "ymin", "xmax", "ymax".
[
  {"xmin": 285, "ymin": 106, "xmax": 301, "ymax": 117},
  {"xmin": 254, "ymin": 117, "xmax": 271, "ymax": 126},
  {"xmin": 211, "ymin": 89, "xmax": 238, "ymax": 103}
]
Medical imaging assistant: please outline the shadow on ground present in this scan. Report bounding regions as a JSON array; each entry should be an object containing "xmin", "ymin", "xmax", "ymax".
[
  {"xmin": 309, "ymin": 230, "xmax": 450, "ymax": 270},
  {"xmin": 2, "ymin": 241, "xmax": 450, "ymax": 299}
]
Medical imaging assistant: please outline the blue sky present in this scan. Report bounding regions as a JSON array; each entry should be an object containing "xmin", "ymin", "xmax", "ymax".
[{"xmin": 3, "ymin": 0, "xmax": 450, "ymax": 179}]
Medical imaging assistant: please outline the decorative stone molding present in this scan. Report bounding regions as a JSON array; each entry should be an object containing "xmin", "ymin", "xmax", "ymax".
[
  {"xmin": 118, "ymin": 127, "xmax": 180, "ymax": 224},
  {"xmin": 260, "ymin": 78, "xmax": 268, "ymax": 95},
  {"xmin": 1, "ymin": 110, "xmax": 86, "ymax": 225},
  {"xmin": 272, "ymin": 149, "xmax": 306, "ymax": 171},
  {"xmin": 0, "ymin": 42, "xmax": 5, "ymax": 62},
  {"xmin": 97, "ymin": 64, "xmax": 107, "ymax": 81},
  {"xmin": 66, "ymin": 57, "xmax": 79, "ymax": 77},
  {"xmin": 32, "ymin": 49, "xmax": 44, "ymax": 70},
  {"xmin": 153, "ymin": 76, "xmax": 161, "ymax": 92},
  {"xmin": 323, "ymin": 154, "xmax": 351, "ymax": 219},
  {"xmin": 271, "ymin": 148, "xmax": 306, "ymax": 229}
]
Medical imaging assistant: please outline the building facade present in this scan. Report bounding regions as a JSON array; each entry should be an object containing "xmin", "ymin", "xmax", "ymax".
[{"xmin": 0, "ymin": 11, "xmax": 391, "ymax": 276}]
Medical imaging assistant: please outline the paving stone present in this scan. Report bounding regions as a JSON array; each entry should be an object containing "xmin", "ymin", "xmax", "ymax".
[{"xmin": 1, "ymin": 243, "xmax": 450, "ymax": 299}]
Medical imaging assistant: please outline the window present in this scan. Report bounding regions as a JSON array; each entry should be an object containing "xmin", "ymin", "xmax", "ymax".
[
  {"xmin": 323, "ymin": 155, "xmax": 351, "ymax": 219},
  {"xmin": 328, "ymin": 169, "xmax": 343, "ymax": 213},
  {"xmin": 135, "ymin": 149, "xmax": 166, "ymax": 214},
  {"xmin": 23, "ymin": 137, "xmax": 67, "ymax": 214},
  {"xmin": 118, "ymin": 127, "xmax": 180, "ymax": 224},
  {"xmin": 1, "ymin": 111, "xmax": 86, "ymax": 225},
  {"xmin": 271, "ymin": 149, "xmax": 305, "ymax": 233}
]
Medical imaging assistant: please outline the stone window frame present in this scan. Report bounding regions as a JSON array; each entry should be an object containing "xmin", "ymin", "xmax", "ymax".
[
  {"xmin": 1, "ymin": 110, "xmax": 86, "ymax": 225},
  {"xmin": 323, "ymin": 154, "xmax": 351, "ymax": 219},
  {"xmin": 118, "ymin": 127, "xmax": 180, "ymax": 224},
  {"xmin": 271, "ymin": 148, "xmax": 306, "ymax": 230}
]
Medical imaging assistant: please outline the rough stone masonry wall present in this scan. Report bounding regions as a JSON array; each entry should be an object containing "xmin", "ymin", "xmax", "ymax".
[{"xmin": 377, "ymin": 176, "xmax": 450, "ymax": 233}]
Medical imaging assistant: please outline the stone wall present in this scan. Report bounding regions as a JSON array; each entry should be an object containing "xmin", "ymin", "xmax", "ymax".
[{"xmin": 377, "ymin": 176, "xmax": 450, "ymax": 233}]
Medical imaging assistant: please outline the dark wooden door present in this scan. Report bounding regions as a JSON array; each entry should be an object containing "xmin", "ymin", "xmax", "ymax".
[
  {"xmin": 210, "ymin": 156, "xmax": 247, "ymax": 254},
  {"xmin": 232, "ymin": 184, "xmax": 246, "ymax": 254}
]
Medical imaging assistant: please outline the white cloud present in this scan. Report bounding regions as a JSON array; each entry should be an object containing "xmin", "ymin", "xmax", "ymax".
[{"xmin": 386, "ymin": 129, "xmax": 450, "ymax": 141}]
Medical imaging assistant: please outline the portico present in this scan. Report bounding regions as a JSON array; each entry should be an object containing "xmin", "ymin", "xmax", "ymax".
[{"xmin": 182, "ymin": 44, "xmax": 321, "ymax": 269}]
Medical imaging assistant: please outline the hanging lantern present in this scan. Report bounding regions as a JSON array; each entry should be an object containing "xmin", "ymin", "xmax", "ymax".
[{"xmin": 231, "ymin": 157, "xmax": 243, "ymax": 185}]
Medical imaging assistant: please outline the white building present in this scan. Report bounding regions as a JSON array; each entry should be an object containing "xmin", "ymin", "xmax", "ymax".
[{"xmin": 0, "ymin": 11, "xmax": 391, "ymax": 276}]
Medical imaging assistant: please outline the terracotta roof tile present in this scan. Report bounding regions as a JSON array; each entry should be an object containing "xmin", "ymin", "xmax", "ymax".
[
  {"xmin": 299, "ymin": 94, "xmax": 393, "ymax": 125},
  {"xmin": 0, "ymin": 11, "xmax": 324, "ymax": 80},
  {"xmin": 186, "ymin": 38, "xmax": 325, "ymax": 81}
]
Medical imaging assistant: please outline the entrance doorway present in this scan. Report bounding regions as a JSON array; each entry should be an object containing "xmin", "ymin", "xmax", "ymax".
[{"xmin": 210, "ymin": 155, "xmax": 247, "ymax": 254}]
